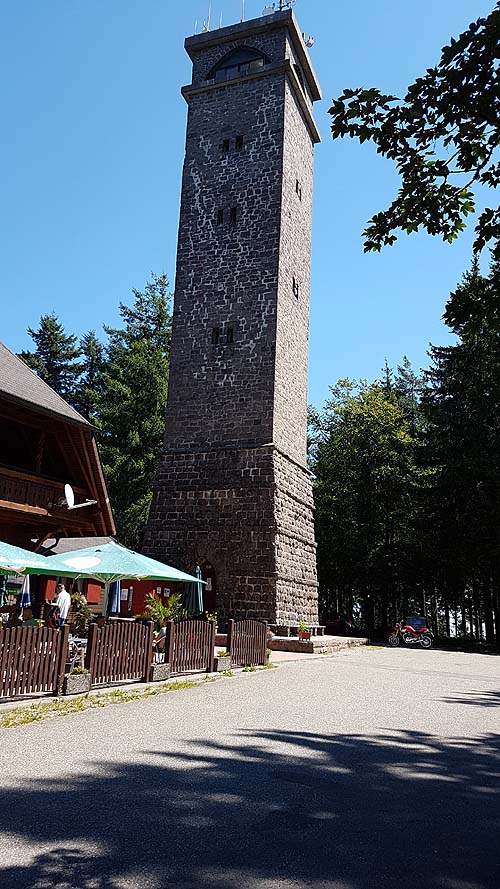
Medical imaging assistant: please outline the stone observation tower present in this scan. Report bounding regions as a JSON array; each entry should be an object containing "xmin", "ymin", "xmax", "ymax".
[{"xmin": 144, "ymin": 7, "xmax": 321, "ymax": 630}]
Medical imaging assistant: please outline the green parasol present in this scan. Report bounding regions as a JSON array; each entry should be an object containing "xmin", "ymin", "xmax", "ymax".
[
  {"xmin": 0, "ymin": 540, "xmax": 59, "ymax": 577},
  {"xmin": 43, "ymin": 541, "xmax": 204, "ymax": 612}
]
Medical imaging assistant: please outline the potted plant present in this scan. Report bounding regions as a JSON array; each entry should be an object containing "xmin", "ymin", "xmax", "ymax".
[
  {"xmin": 214, "ymin": 650, "xmax": 231, "ymax": 672},
  {"xmin": 265, "ymin": 648, "xmax": 272, "ymax": 666},
  {"xmin": 298, "ymin": 621, "xmax": 311, "ymax": 641},
  {"xmin": 62, "ymin": 665, "xmax": 91, "ymax": 696}
]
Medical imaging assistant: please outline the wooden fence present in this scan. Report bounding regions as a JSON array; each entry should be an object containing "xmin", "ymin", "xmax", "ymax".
[
  {"xmin": 166, "ymin": 619, "xmax": 216, "ymax": 675},
  {"xmin": 85, "ymin": 620, "xmax": 153, "ymax": 686},
  {"xmin": 227, "ymin": 619, "xmax": 267, "ymax": 666},
  {"xmin": 0, "ymin": 625, "xmax": 69, "ymax": 700}
]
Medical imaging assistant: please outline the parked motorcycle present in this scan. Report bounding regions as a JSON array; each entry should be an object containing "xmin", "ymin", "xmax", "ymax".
[{"xmin": 388, "ymin": 615, "xmax": 434, "ymax": 649}]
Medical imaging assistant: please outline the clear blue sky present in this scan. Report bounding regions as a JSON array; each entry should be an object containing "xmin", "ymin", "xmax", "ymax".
[{"xmin": 1, "ymin": 0, "xmax": 493, "ymax": 409}]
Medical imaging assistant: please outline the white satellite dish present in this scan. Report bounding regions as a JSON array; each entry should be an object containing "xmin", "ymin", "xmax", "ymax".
[{"xmin": 64, "ymin": 483, "xmax": 98, "ymax": 511}]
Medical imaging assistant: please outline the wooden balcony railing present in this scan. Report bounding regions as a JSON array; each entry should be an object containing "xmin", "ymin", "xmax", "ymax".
[{"xmin": 0, "ymin": 466, "xmax": 89, "ymax": 515}]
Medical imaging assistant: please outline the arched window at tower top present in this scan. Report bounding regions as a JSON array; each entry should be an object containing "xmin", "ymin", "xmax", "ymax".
[{"xmin": 208, "ymin": 46, "xmax": 267, "ymax": 82}]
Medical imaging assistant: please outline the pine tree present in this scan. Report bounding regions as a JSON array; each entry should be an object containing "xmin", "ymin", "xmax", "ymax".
[
  {"xmin": 18, "ymin": 313, "xmax": 82, "ymax": 402},
  {"xmin": 423, "ymin": 260, "xmax": 500, "ymax": 643},
  {"xmin": 99, "ymin": 273, "xmax": 172, "ymax": 549},
  {"xmin": 72, "ymin": 331, "xmax": 106, "ymax": 425}
]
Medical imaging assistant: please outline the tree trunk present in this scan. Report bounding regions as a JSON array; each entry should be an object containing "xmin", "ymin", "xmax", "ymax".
[
  {"xmin": 444, "ymin": 599, "xmax": 451, "ymax": 638},
  {"xmin": 483, "ymin": 581, "xmax": 495, "ymax": 644}
]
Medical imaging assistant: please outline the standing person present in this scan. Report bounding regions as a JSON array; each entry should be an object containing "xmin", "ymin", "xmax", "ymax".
[{"xmin": 54, "ymin": 582, "xmax": 71, "ymax": 627}]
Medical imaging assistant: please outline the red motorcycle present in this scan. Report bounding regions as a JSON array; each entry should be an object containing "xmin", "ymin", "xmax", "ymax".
[{"xmin": 389, "ymin": 615, "xmax": 434, "ymax": 649}]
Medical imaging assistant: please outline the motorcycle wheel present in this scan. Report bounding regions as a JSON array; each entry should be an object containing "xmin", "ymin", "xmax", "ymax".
[
  {"xmin": 420, "ymin": 634, "xmax": 433, "ymax": 649},
  {"xmin": 388, "ymin": 634, "xmax": 400, "ymax": 647}
]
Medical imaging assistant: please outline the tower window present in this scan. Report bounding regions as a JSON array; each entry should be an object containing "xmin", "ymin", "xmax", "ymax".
[
  {"xmin": 235, "ymin": 135, "xmax": 244, "ymax": 151},
  {"xmin": 296, "ymin": 179, "xmax": 302, "ymax": 201},
  {"xmin": 221, "ymin": 139, "xmax": 230, "ymax": 153},
  {"xmin": 292, "ymin": 277, "xmax": 300, "ymax": 299},
  {"xmin": 217, "ymin": 209, "xmax": 224, "ymax": 225},
  {"xmin": 230, "ymin": 207, "xmax": 238, "ymax": 224},
  {"xmin": 211, "ymin": 327, "xmax": 221, "ymax": 345},
  {"xmin": 226, "ymin": 326, "xmax": 234, "ymax": 344},
  {"xmin": 209, "ymin": 47, "xmax": 267, "ymax": 83}
]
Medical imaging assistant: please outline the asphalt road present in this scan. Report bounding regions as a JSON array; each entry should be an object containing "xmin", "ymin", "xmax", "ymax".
[{"xmin": 0, "ymin": 646, "xmax": 499, "ymax": 889}]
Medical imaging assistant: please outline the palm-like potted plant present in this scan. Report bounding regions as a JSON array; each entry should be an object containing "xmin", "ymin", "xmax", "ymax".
[{"xmin": 298, "ymin": 621, "xmax": 311, "ymax": 641}]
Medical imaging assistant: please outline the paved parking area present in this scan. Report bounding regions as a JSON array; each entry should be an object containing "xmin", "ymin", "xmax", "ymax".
[{"xmin": 0, "ymin": 646, "xmax": 498, "ymax": 888}]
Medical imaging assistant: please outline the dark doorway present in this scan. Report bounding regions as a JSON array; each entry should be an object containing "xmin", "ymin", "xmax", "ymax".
[{"xmin": 200, "ymin": 561, "xmax": 216, "ymax": 614}]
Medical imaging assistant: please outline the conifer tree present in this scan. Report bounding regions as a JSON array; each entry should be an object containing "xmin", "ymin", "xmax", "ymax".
[
  {"xmin": 73, "ymin": 331, "xmax": 106, "ymax": 425},
  {"xmin": 99, "ymin": 273, "xmax": 172, "ymax": 549},
  {"xmin": 18, "ymin": 313, "xmax": 82, "ymax": 402}
]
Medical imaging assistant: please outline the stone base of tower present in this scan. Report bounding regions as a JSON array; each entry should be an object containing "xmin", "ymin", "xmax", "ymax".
[{"xmin": 143, "ymin": 444, "xmax": 318, "ymax": 627}]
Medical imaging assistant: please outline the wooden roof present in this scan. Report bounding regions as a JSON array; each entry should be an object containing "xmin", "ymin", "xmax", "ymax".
[{"xmin": 0, "ymin": 342, "xmax": 89, "ymax": 426}]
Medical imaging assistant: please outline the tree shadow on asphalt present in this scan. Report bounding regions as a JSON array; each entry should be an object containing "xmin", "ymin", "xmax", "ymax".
[
  {"xmin": 442, "ymin": 688, "xmax": 500, "ymax": 708},
  {"xmin": 0, "ymin": 728, "xmax": 499, "ymax": 888}
]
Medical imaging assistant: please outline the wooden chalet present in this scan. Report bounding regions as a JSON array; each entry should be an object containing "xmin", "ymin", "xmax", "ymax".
[{"xmin": 0, "ymin": 341, "xmax": 115, "ymax": 549}]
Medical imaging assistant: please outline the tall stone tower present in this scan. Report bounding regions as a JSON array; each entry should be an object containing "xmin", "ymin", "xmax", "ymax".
[{"xmin": 144, "ymin": 8, "xmax": 321, "ymax": 629}]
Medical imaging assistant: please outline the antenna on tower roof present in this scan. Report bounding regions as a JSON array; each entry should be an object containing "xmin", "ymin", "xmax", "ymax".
[{"xmin": 202, "ymin": 0, "xmax": 212, "ymax": 31}]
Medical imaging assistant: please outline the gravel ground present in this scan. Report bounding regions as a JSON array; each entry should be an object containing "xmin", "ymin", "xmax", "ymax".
[{"xmin": 0, "ymin": 646, "xmax": 499, "ymax": 889}]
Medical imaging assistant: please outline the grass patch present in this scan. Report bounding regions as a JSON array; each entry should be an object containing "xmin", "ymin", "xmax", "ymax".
[
  {"xmin": 0, "ymin": 680, "xmax": 199, "ymax": 730},
  {"xmin": 366, "ymin": 645, "xmax": 385, "ymax": 651}
]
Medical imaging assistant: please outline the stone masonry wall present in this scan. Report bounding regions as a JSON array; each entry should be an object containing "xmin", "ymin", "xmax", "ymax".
[
  {"xmin": 164, "ymin": 71, "xmax": 285, "ymax": 451},
  {"xmin": 273, "ymin": 448, "xmax": 318, "ymax": 625},
  {"xmin": 144, "ymin": 14, "xmax": 320, "ymax": 627},
  {"xmin": 273, "ymin": 76, "xmax": 315, "ymax": 465},
  {"xmin": 144, "ymin": 445, "xmax": 279, "ymax": 624}
]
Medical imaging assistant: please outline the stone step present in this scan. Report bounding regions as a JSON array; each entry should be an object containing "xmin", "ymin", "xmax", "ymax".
[{"xmin": 268, "ymin": 635, "xmax": 369, "ymax": 654}]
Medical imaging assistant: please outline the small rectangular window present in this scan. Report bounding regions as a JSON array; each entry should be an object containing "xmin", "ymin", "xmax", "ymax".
[
  {"xmin": 292, "ymin": 277, "xmax": 299, "ymax": 299},
  {"xmin": 235, "ymin": 135, "xmax": 244, "ymax": 151},
  {"xmin": 230, "ymin": 207, "xmax": 237, "ymax": 224},
  {"xmin": 222, "ymin": 139, "xmax": 230, "ymax": 153},
  {"xmin": 217, "ymin": 209, "xmax": 224, "ymax": 225},
  {"xmin": 211, "ymin": 327, "xmax": 220, "ymax": 345},
  {"xmin": 296, "ymin": 179, "xmax": 302, "ymax": 201},
  {"xmin": 226, "ymin": 326, "xmax": 234, "ymax": 344}
]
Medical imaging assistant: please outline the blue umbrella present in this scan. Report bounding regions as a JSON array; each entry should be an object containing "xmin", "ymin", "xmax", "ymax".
[{"xmin": 20, "ymin": 576, "xmax": 31, "ymax": 608}]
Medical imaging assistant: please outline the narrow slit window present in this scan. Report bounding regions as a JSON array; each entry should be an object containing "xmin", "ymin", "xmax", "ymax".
[
  {"xmin": 217, "ymin": 209, "xmax": 224, "ymax": 225},
  {"xmin": 230, "ymin": 206, "xmax": 237, "ymax": 224},
  {"xmin": 221, "ymin": 139, "xmax": 230, "ymax": 153},
  {"xmin": 296, "ymin": 179, "xmax": 302, "ymax": 201},
  {"xmin": 292, "ymin": 277, "xmax": 299, "ymax": 299},
  {"xmin": 212, "ymin": 327, "xmax": 220, "ymax": 345},
  {"xmin": 235, "ymin": 135, "xmax": 244, "ymax": 151},
  {"xmin": 226, "ymin": 326, "xmax": 234, "ymax": 344}
]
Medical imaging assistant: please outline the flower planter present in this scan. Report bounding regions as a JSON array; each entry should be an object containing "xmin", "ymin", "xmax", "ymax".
[
  {"xmin": 62, "ymin": 672, "xmax": 91, "ymax": 696},
  {"xmin": 298, "ymin": 631, "xmax": 311, "ymax": 642},
  {"xmin": 215, "ymin": 655, "xmax": 231, "ymax": 672},
  {"xmin": 150, "ymin": 662, "xmax": 171, "ymax": 682}
]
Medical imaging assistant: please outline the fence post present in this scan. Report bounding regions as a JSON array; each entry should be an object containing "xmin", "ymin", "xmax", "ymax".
[
  {"xmin": 166, "ymin": 620, "xmax": 174, "ymax": 671},
  {"xmin": 85, "ymin": 623, "xmax": 98, "ymax": 682},
  {"xmin": 209, "ymin": 619, "xmax": 216, "ymax": 673},
  {"xmin": 262, "ymin": 621, "xmax": 268, "ymax": 665},
  {"xmin": 143, "ymin": 622, "xmax": 154, "ymax": 682},
  {"xmin": 54, "ymin": 625, "xmax": 69, "ymax": 696},
  {"xmin": 227, "ymin": 619, "xmax": 234, "ymax": 658}
]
